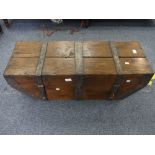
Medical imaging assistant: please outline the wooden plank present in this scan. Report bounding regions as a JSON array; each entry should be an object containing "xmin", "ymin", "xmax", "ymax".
[
  {"xmin": 43, "ymin": 58, "xmax": 75, "ymax": 75},
  {"xmin": 12, "ymin": 41, "xmax": 42, "ymax": 57},
  {"xmin": 115, "ymin": 74, "xmax": 154, "ymax": 99},
  {"xmin": 45, "ymin": 86, "xmax": 75, "ymax": 100},
  {"xmin": 114, "ymin": 41, "xmax": 146, "ymax": 58},
  {"xmin": 43, "ymin": 75, "xmax": 75, "ymax": 87},
  {"xmin": 4, "ymin": 57, "xmax": 38, "ymax": 76},
  {"xmin": 84, "ymin": 58, "xmax": 116, "ymax": 75},
  {"xmin": 43, "ymin": 75, "xmax": 76, "ymax": 99},
  {"xmin": 83, "ymin": 41, "xmax": 112, "ymax": 57},
  {"xmin": 46, "ymin": 41, "xmax": 75, "ymax": 58},
  {"xmin": 120, "ymin": 58, "xmax": 154, "ymax": 74},
  {"xmin": 83, "ymin": 75, "xmax": 116, "ymax": 99},
  {"xmin": 4, "ymin": 75, "xmax": 42, "ymax": 99}
]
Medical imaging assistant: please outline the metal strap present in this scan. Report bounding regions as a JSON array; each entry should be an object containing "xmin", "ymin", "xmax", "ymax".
[
  {"xmin": 75, "ymin": 41, "xmax": 84, "ymax": 74},
  {"xmin": 110, "ymin": 42, "xmax": 122, "ymax": 74},
  {"xmin": 74, "ymin": 41, "xmax": 83, "ymax": 100},
  {"xmin": 109, "ymin": 42, "xmax": 123, "ymax": 99},
  {"xmin": 36, "ymin": 42, "xmax": 48, "ymax": 100}
]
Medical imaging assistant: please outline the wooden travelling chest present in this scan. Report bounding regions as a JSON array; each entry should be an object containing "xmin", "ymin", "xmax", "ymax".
[{"xmin": 3, "ymin": 41, "xmax": 154, "ymax": 100}]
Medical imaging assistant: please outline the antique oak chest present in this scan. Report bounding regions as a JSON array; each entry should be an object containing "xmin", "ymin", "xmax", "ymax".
[{"xmin": 3, "ymin": 41, "xmax": 154, "ymax": 100}]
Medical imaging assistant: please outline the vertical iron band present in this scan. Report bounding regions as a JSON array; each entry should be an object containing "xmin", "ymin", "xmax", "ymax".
[
  {"xmin": 109, "ymin": 42, "xmax": 123, "ymax": 99},
  {"xmin": 36, "ymin": 42, "xmax": 48, "ymax": 100},
  {"xmin": 74, "ymin": 41, "xmax": 84, "ymax": 100}
]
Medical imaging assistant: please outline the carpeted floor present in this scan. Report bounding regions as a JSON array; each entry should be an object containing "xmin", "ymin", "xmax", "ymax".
[{"xmin": 0, "ymin": 19, "xmax": 155, "ymax": 134}]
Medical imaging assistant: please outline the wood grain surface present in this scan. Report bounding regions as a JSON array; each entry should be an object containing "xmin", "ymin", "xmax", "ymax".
[
  {"xmin": 3, "ymin": 41, "xmax": 154, "ymax": 100},
  {"xmin": 114, "ymin": 41, "xmax": 145, "ymax": 58}
]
